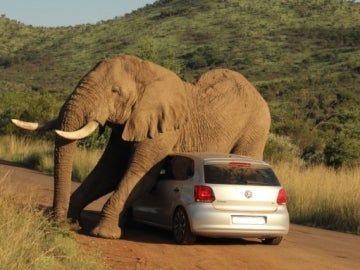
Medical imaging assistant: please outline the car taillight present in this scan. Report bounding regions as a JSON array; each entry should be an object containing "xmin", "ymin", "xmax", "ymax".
[
  {"xmin": 194, "ymin": 185, "xmax": 215, "ymax": 203},
  {"xmin": 277, "ymin": 188, "xmax": 287, "ymax": 205}
]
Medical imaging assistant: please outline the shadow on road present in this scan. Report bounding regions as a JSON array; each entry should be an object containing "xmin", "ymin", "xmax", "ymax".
[
  {"xmin": 0, "ymin": 159, "xmax": 27, "ymax": 168},
  {"xmin": 78, "ymin": 209, "xmax": 261, "ymax": 246}
]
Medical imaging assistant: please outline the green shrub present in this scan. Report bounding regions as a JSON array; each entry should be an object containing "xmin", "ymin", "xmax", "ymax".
[
  {"xmin": 324, "ymin": 134, "xmax": 360, "ymax": 168},
  {"xmin": 264, "ymin": 133, "xmax": 301, "ymax": 163}
]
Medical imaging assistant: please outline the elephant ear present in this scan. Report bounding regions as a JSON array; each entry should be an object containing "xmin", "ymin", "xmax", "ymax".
[{"xmin": 122, "ymin": 79, "xmax": 188, "ymax": 141}]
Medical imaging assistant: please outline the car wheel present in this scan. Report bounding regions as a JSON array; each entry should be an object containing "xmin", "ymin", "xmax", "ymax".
[
  {"xmin": 261, "ymin": 236, "xmax": 283, "ymax": 245},
  {"xmin": 172, "ymin": 207, "xmax": 196, "ymax": 245}
]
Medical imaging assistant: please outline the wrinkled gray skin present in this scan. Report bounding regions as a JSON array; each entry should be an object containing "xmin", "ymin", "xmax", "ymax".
[{"xmin": 15, "ymin": 55, "xmax": 271, "ymax": 239}]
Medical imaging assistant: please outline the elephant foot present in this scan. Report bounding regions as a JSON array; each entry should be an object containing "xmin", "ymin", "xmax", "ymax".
[{"xmin": 90, "ymin": 221, "xmax": 122, "ymax": 239}]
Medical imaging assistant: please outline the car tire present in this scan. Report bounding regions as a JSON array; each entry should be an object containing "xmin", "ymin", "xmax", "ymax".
[
  {"xmin": 261, "ymin": 236, "xmax": 283, "ymax": 245},
  {"xmin": 172, "ymin": 207, "xmax": 196, "ymax": 245}
]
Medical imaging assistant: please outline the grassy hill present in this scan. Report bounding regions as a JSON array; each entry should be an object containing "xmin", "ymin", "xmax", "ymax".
[{"xmin": 0, "ymin": 0, "xmax": 359, "ymax": 167}]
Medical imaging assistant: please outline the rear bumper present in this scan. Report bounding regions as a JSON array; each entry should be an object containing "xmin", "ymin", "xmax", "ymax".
[{"xmin": 187, "ymin": 204, "xmax": 290, "ymax": 239}]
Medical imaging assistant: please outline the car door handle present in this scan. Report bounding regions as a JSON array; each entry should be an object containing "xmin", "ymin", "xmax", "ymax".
[{"xmin": 173, "ymin": 187, "xmax": 180, "ymax": 193}]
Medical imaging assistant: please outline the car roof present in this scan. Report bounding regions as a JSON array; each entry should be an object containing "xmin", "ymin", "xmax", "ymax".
[{"xmin": 169, "ymin": 152, "xmax": 270, "ymax": 166}]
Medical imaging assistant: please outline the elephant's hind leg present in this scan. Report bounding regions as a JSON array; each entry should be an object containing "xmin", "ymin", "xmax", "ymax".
[{"xmin": 231, "ymin": 131, "xmax": 268, "ymax": 160}]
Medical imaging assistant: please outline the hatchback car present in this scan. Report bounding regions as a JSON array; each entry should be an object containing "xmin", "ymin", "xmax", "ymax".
[{"xmin": 131, "ymin": 152, "xmax": 289, "ymax": 245}]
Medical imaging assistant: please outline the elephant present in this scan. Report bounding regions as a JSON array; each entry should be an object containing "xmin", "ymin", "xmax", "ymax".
[{"xmin": 12, "ymin": 54, "xmax": 271, "ymax": 239}]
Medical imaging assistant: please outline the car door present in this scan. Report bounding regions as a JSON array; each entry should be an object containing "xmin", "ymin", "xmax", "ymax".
[{"xmin": 132, "ymin": 155, "xmax": 195, "ymax": 229}]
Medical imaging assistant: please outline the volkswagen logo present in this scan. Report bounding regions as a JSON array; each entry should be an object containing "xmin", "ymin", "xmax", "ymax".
[{"xmin": 244, "ymin": 190, "xmax": 252, "ymax": 199}]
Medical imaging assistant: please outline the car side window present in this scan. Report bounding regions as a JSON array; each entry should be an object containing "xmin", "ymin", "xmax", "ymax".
[{"xmin": 159, "ymin": 156, "xmax": 194, "ymax": 180}]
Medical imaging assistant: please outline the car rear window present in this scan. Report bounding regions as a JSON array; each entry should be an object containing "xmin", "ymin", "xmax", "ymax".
[{"xmin": 204, "ymin": 163, "xmax": 280, "ymax": 186}]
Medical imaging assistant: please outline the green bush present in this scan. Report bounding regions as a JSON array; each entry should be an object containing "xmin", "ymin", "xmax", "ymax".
[
  {"xmin": 264, "ymin": 133, "xmax": 301, "ymax": 163},
  {"xmin": 183, "ymin": 45, "xmax": 223, "ymax": 69},
  {"xmin": 324, "ymin": 134, "xmax": 360, "ymax": 168},
  {"xmin": 0, "ymin": 55, "xmax": 18, "ymax": 68}
]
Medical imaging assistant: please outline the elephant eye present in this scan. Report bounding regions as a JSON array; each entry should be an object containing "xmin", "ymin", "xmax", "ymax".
[{"xmin": 112, "ymin": 87, "xmax": 122, "ymax": 95}]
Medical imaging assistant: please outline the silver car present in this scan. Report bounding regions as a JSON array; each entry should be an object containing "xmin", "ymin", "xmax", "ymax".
[{"xmin": 131, "ymin": 152, "xmax": 289, "ymax": 245}]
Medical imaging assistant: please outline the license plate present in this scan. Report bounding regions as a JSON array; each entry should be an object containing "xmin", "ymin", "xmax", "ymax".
[{"xmin": 232, "ymin": 216, "xmax": 266, "ymax": 225}]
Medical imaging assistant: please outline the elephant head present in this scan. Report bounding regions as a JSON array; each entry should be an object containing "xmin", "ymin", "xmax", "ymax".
[{"xmin": 12, "ymin": 54, "xmax": 188, "ymax": 221}]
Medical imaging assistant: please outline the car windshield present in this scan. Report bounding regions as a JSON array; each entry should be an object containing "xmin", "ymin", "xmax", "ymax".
[{"xmin": 204, "ymin": 163, "xmax": 280, "ymax": 186}]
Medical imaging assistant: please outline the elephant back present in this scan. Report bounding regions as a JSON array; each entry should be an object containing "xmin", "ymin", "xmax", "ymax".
[{"xmin": 192, "ymin": 69, "xmax": 265, "ymax": 108}]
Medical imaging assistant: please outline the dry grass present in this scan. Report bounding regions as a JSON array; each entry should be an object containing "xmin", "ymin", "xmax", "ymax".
[
  {"xmin": 0, "ymin": 170, "xmax": 108, "ymax": 270},
  {"xmin": 0, "ymin": 135, "xmax": 102, "ymax": 182},
  {"xmin": 72, "ymin": 146, "xmax": 103, "ymax": 182},
  {"xmin": 0, "ymin": 135, "xmax": 53, "ymax": 171},
  {"xmin": 273, "ymin": 161, "xmax": 360, "ymax": 234}
]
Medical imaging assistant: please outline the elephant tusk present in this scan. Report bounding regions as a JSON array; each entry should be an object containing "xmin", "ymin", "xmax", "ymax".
[
  {"xmin": 11, "ymin": 118, "xmax": 57, "ymax": 131},
  {"xmin": 55, "ymin": 121, "xmax": 99, "ymax": 140}
]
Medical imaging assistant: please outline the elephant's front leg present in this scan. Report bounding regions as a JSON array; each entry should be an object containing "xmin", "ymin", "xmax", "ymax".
[
  {"xmin": 68, "ymin": 128, "xmax": 131, "ymax": 226},
  {"xmin": 90, "ymin": 131, "xmax": 179, "ymax": 239}
]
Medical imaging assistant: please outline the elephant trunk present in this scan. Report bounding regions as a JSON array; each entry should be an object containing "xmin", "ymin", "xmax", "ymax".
[
  {"xmin": 53, "ymin": 136, "xmax": 77, "ymax": 220},
  {"xmin": 52, "ymin": 94, "xmax": 93, "ymax": 221}
]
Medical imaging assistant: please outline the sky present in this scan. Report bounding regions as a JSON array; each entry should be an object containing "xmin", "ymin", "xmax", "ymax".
[{"xmin": 0, "ymin": 0, "xmax": 157, "ymax": 27}]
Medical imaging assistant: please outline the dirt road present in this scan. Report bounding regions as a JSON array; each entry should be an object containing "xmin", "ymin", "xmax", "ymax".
[{"xmin": 1, "ymin": 161, "xmax": 359, "ymax": 270}]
